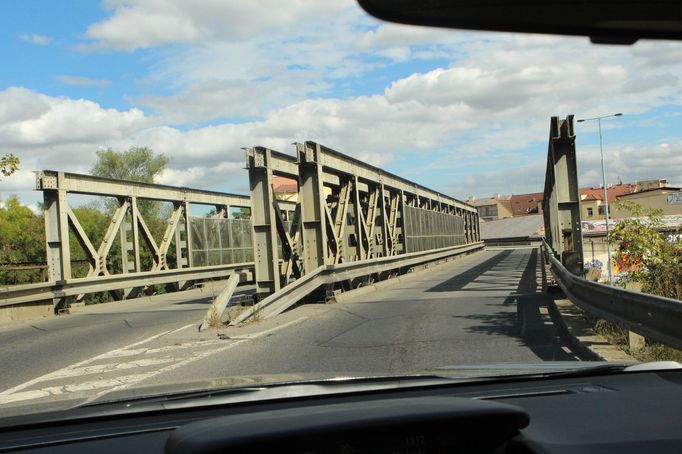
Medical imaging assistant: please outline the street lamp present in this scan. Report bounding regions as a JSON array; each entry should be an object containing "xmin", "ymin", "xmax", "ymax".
[{"xmin": 577, "ymin": 112, "xmax": 623, "ymax": 285}]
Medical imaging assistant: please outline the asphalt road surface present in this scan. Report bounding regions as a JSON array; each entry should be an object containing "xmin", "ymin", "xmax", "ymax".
[{"xmin": 0, "ymin": 247, "xmax": 579, "ymax": 408}]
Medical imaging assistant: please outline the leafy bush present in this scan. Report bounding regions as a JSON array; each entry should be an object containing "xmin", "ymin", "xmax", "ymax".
[
  {"xmin": 609, "ymin": 200, "xmax": 682, "ymax": 300},
  {"xmin": 0, "ymin": 196, "xmax": 46, "ymax": 285}
]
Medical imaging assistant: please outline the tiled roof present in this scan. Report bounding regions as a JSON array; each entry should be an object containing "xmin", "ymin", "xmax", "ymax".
[
  {"xmin": 618, "ymin": 187, "xmax": 681, "ymax": 197},
  {"xmin": 579, "ymin": 184, "xmax": 637, "ymax": 202},
  {"xmin": 509, "ymin": 192, "xmax": 543, "ymax": 216},
  {"xmin": 273, "ymin": 176, "xmax": 297, "ymax": 193}
]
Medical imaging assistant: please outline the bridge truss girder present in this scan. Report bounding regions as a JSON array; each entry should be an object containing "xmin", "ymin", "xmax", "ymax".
[
  {"xmin": 542, "ymin": 115, "xmax": 584, "ymax": 274},
  {"xmin": 36, "ymin": 170, "xmax": 252, "ymax": 309},
  {"xmin": 248, "ymin": 141, "xmax": 480, "ymax": 299}
]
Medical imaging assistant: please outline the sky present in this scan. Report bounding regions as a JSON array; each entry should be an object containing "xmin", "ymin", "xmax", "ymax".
[{"xmin": 1, "ymin": 0, "xmax": 681, "ymax": 211}]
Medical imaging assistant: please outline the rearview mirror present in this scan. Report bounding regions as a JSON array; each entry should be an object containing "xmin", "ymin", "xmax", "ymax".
[{"xmin": 357, "ymin": 0, "xmax": 682, "ymax": 44}]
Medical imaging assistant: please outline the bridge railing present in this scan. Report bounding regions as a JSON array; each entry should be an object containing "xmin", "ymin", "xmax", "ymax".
[{"xmin": 542, "ymin": 238, "xmax": 682, "ymax": 350}]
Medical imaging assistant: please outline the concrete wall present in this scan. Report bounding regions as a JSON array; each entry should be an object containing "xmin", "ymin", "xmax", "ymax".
[
  {"xmin": 583, "ymin": 235, "xmax": 612, "ymax": 283},
  {"xmin": 0, "ymin": 300, "xmax": 53, "ymax": 323}
]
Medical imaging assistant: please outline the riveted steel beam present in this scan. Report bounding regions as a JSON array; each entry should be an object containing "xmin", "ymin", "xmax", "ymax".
[
  {"xmin": 543, "ymin": 115, "xmax": 584, "ymax": 273},
  {"xmin": 34, "ymin": 170, "xmax": 255, "ymax": 311},
  {"xmin": 246, "ymin": 147, "xmax": 303, "ymax": 295},
  {"xmin": 247, "ymin": 147, "xmax": 286, "ymax": 294},
  {"xmin": 36, "ymin": 170, "xmax": 250, "ymax": 207},
  {"xmin": 295, "ymin": 141, "xmax": 474, "ymax": 213}
]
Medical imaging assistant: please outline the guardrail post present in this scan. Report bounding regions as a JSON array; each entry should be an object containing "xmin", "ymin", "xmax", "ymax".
[{"xmin": 628, "ymin": 331, "xmax": 646, "ymax": 351}]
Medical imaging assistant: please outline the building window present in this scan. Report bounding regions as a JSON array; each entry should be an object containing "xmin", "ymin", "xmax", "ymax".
[
  {"xmin": 478, "ymin": 205, "xmax": 498, "ymax": 217},
  {"xmin": 598, "ymin": 205, "xmax": 605, "ymax": 215},
  {"xmin": 587, "ymin": 207, "xmax": 593, "ymax": 217}
]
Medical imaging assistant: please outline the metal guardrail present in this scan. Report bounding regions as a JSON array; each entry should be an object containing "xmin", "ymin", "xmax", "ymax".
[
  {"xmin": 0, "ymin": 263, "xmax": 253, "ymax": 308},
  {"xmin": 542, "ymin": 239, "xmax": 682, "ymax": 350},
  {"xmin": 232, "ymin": 241, "xmax": 484, "ymax": 324}
]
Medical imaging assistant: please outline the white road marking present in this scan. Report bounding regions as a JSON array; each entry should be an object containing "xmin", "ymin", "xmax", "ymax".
[
  {"xmin": 167, "ymin": 323, "xmax": 196, "ymax": 335},
  {"xmin": 0, "ymin": 323, "xmax": 194, "ymax": 398},
  {"xmin": 47, "ymin": 358, "xmax": 178, "ymax": 379},
  {"xmin": 97, "ymin": 323, "xmax": 195, "ymax": 359},
  {"xmin": 104, "ymin": 339, "xmax": 227, "ymax": 359},
  {"xmin": 88, "ymin": 340, "xmax": 249, "ymax": 402},
  {"xmin": 86, "ymin": 317, "xmax": 310, "ymax": 401},
  {"xmin": 0, "ymin": 317, "xmax": 308, "ymax": 405}
]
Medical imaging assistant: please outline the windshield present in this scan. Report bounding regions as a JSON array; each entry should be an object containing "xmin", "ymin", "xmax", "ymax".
[{"xmin": 1, "ymin": 0, "xmax": 681, "ymax": 418}]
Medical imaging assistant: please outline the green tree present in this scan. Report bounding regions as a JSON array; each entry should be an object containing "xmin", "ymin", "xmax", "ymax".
[
  {"xmin": 69, "ymin": 203, "xmax": 110, "ymax": 278},
  {"xmin": 92, "ymin": 147, "xmax": 168, "ymax": 183},
  {"xmin": 90, "ymin": 146, "xmax": 174, "ymax": 282},
  {"xmin": 233, "ymin": 207, "xmax": 251, "ymax": 219},
  {"xmin": 91, "ymin": 147, "xmax": 169, "ymax": 220},
  {"xmin": 1, "ymin": 154, "xmax": 20, "ymax": 178},
  {"xmin": 609, "ymin": 200, "xmax": 682, "ymax": 300},
  {"xmin": 0, "ymin": 196, "xmax": 45, "ymax": 285}
]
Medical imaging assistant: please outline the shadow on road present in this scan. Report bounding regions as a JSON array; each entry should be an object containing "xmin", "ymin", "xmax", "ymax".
[
  {"xmin": 426, "ymin": 250, "xmax": 513, "ymax": 292},
  {"xmin": 449, "ymin": 248, "xmax": 579, "ymax": 361}
]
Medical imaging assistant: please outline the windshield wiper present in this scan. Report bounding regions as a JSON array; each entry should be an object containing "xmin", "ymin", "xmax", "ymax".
[
  {"xmin": 85, "ymin": 362, "xmax": 682, "ymax": 410},
  {"xmin": 82, "ymin": 374, "xmax": 459, "ymax": 410},
  {"xmin": 539, "ymin": 361, "xmax": 682, "ymax": 379}
]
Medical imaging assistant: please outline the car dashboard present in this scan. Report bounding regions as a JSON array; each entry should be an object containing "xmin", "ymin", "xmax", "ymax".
[{"xmin": 0, "ymin": 368, "xmax": 681, "ymax": 453}]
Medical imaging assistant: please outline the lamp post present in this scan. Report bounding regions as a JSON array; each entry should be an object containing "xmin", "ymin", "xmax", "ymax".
[{"xmin": 577, "ymin": 113, "xmax": 623, "ymax": 285}]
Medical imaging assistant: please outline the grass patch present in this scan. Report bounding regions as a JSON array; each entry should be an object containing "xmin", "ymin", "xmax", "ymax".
[{"xmin": 592, "ymin": 318, "xmax": 682, "ymax": 362}]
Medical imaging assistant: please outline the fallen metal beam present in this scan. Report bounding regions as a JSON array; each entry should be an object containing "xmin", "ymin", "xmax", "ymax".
[{"xmin": 198, "ymin": 273, "xmax": 240, "ymax": 331}]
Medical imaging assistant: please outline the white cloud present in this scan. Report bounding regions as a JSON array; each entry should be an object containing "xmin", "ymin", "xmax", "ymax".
[
  {"xmin": 0, "ymin": 88, "xmax": 152, "ymax": 198},
  {"xmin": 0, "ymin": 94, "xmax": 148, "ymax": 148},
  {"xmin": 85, "ymin": 0, "xmax": 351, "ymax": 51},
  {"xmin": 0, "ymin": 87, "xmax": 51, "ymax": 124},
  {"xmin": 577, "ymin": 141, "xmax": 682, "ymax": 188},
  {"xmin": 4, "ymin": 27, "xmax": 682, "ymax": 204},
  {"xmin": 447, "ymin": 140, "xmax": 682, "ymax": 200},
  {"xmin": 19, "ymin": 33, "xmax": 51, "ymax": 45},
  {"xmin": 4, "ymin": 3, "xmax": 682, "ymax": 208}
]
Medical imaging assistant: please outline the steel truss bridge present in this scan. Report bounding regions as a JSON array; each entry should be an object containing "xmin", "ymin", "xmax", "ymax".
[
  {"xmin": 1, "ymin": 141, "xmax": 482, "ymax": 321},
  {"xmin": 3, "ymin": 119, "xmax": 681, "ymax": 353}
]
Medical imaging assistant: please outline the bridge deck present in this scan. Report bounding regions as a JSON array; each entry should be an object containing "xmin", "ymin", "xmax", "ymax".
[
  {"xmin": 156, "ymin": 247, "xmax": 578, "ymax": 383},
  {"xmin": 0, "ymin": 247, "xmax": 580, "ymax": 407}
]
